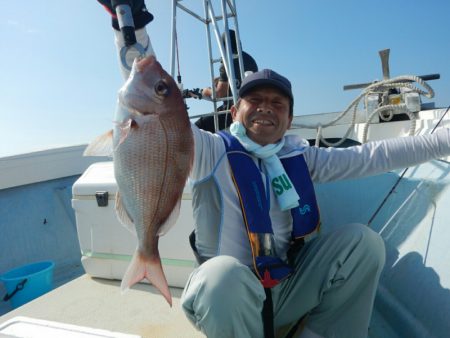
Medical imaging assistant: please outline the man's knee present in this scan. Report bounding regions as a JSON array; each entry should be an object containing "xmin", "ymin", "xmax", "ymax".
[
  {"xmin": 196, "ymin": 256, "xmax": 260, "ymax": 302},
  {"xmin": 181, "ymin": 255, "xmax": 265, "ymax": 336},
  {"xmin": 182, "ymin": 255, "xmax": 264, "ymax": 318},
  {"xmin": 341, "ymin": 223, "xmax": 386, "ymax": 271}
]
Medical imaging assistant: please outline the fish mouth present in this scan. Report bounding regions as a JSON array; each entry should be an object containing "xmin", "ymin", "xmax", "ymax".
[
  {"xmin": 128, "ymin": 107, "xmax": 157, "ymax": 117},
  {"xmin": 140, "ymin": 110, "xmax": 157, "ymax": 116},
  {"xmin": 136, "ymin": 55, "xmax": 158, "ymax": 72},
  {"xmin": 129, "ymin": 108, "xmax": 157, "ymax": 116}
]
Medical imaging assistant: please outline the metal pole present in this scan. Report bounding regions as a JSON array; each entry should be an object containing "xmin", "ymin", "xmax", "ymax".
[
  {"xmin": 203, "ymin": 0, "xmax": 219, "ymax": 130},
  {"xmin": 169, "ymin": 0, "xmax": 242, "ymax": 129},
  {"xmin": 230, "ymin": 0, "xmax": 245, "ymax": 83},
  {"xmin": 169, "ymin": 0, "xmax": 178, "ymax": 77},
  {"xmin": 219, "ymin": 0, "xmax": 238, "ymax": 105},
  {"xmin": 207, "ymin": 4, "xmax": 236, "ymax": 102},
  {"xmin": 207, "ymin": 3, "xmax": 228, "ymax": 131}
]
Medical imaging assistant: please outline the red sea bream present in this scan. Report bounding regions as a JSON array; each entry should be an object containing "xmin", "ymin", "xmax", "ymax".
[{"xmin": 85, "ymin": 55, "xmax": 194, "ymax": 306}]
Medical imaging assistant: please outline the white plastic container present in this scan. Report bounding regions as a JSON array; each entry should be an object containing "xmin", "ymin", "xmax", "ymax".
[
  {"xmin": 71, "ymin": 162, "xmax": 196, "ymax": 288},
  {"xmin": 365, "ymin": 94, "xmax": 380, "ymax": 119},
  {"xmin": 404, "ymin": 92, "xmax": 421, "ymax": 112}
]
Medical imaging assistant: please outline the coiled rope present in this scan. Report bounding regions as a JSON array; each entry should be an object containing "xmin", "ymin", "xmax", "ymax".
[{"xmin": 292, "ymin": 75, "xmax": 435, "ymax": 147}]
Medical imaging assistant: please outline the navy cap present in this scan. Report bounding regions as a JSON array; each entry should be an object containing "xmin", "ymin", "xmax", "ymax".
[{"xmin": 238, "ymin": 69, "xmax": 294, "ymax": 106}]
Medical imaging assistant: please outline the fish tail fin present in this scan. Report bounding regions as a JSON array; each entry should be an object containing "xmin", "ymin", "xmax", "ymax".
[{"xmin": 121, "ymin": 249, "xmax": 172, "ymax": 307}]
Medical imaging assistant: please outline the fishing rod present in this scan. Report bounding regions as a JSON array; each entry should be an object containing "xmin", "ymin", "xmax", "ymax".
[
  {"xmin": 112, "ymin": 0, "xmax": 147, "ymax": 70},
  {"xmin": 367, "ymin": 103, "xmax": 450, "ymax": 226}
]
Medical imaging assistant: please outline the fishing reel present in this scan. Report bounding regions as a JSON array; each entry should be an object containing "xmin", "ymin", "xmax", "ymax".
[{"xmin": 182, "ymin": 88, "xmax": 203, "ymax": 100}]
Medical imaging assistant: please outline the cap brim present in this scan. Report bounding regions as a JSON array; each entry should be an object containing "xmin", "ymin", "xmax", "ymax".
[{"xmin": 239, "ymin": 78, "xmax": 293, "ymax": 101}]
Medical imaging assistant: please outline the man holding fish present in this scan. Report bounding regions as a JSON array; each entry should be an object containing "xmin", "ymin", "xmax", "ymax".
[{"xmin": 92, "ymin": 1, "xmax": 450, "ymax": 338}]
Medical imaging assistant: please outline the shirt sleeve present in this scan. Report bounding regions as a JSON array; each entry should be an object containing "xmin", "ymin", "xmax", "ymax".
[
  {"xmin": 303, "ymin": 128, "xmax": 450, "ymax": 183},
  {"xmin": 190, "ymin": 123, "xmax": 227, "ymax": 182}
]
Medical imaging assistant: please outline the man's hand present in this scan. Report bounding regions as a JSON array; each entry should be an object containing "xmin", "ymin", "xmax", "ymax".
[
  {"xmin": 97, "ymin": 0, "xmax": 153, "ymax": 30},
  {"xmin": 183, "ymin": 88, "xmax": 203, "ymax": 100}
]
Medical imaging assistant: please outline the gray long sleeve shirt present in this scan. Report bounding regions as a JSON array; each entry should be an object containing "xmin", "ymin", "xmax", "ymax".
[{"xmin": 190, "ymin": 126, "xmax": 450, "ymax": 266}]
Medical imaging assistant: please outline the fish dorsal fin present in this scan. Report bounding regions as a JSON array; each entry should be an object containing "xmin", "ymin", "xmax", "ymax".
[
  {"xmin": 157, "ymin": 198, "xmax": 181, "ymax": 236},
  {"xmin": 84, "ymin": 130, "xmax": 114, "ymax": 157},
  {"xmin": 115, "ymin": 191, "xmax": 137, "ymax": 235}
]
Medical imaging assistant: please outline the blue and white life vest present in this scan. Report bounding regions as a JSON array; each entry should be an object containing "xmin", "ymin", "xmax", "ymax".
[{"xmin": 219, "ymin": 131, "xmax": 320, "ymax": 288}]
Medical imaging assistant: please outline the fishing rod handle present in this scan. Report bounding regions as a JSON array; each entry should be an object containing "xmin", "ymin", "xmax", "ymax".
[{"xmin": 112, "ymin": 0, "xmax": 137, "ymax": 47}]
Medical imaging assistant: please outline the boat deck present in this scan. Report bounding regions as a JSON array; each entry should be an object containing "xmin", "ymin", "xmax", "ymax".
[{"xmin": 0, "ymin": 275, "xmax": 204, "ymax": 338}]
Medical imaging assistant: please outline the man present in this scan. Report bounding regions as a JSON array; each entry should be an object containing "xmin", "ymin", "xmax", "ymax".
[
  {"xmin": 184, "ymin": 70, "xmax": 388, "ymax": 338},
  {"xmin": 98, "ymin": 2, "xmax": 450, "ymax": 337}
]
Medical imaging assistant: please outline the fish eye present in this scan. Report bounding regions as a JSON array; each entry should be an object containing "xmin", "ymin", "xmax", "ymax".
[{"xmin": 155, "ymin": 80, "xmax": 170, "ymax": 97}]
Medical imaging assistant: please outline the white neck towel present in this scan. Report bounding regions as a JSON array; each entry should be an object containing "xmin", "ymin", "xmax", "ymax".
[{"xmin": 230, "ymin": 122, "xmax": 300, "ymax": 211}]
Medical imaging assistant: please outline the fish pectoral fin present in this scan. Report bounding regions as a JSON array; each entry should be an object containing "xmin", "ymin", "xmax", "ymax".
[
  {"xmin": 121, "ymin": 249, "xmax": 172, "ymax": 306},
  {"xmin": 115, "ymin": 192, "xmax": 137, "ymax": 235},
  {"xmin": 157, "ymin": 198, "xmax": 181, "ymax": 237},
  {"xmin": 115, "ymin": 119, "xmax": 135, "ymax": 148},
  {"xmin": 83, "ymin": 130, "xmax": 114, "ymax": 157}
]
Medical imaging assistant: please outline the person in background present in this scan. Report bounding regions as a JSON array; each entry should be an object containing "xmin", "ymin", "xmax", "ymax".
[
  {"xmin": 98, "ymin": 1, "xmax": 450, "ymax": 338},
  {"xmin": 194, "ymin": 29, "xmax": 258, "ymax": 132}
]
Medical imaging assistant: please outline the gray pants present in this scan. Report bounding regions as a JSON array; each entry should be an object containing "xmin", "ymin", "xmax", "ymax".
[{"xmin": 181, "ymin": 223, "xmax": 385, "ymax": 338}]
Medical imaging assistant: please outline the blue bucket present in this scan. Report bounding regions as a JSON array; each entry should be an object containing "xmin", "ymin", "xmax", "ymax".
[{"xmin": 1, "ymin": 261, "xmax": 55, "ymax": 309}]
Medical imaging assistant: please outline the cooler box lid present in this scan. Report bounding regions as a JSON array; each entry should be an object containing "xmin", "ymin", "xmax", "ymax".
[{"xmin": 72, "ymin": 161, "xmax": 117, "ymax": 197}]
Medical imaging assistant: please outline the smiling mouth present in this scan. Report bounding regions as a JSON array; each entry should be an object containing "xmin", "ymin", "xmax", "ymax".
[{"xmin": 253, "ymin": 119, "xmax": 274, "ymax": 126}]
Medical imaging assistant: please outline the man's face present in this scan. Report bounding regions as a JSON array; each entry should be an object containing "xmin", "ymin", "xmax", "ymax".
[{"xmin": 231, "ymin": 86, "xmax": 292, "ymax": 146}]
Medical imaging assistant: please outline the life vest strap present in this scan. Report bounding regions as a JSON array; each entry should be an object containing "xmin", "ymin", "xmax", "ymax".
[
  {"xmin": 218, "ymin": 131, "xmax": 319, "ymax": 289},
  {"xmin": 262, "ymin": 288, "xmax": 275, "ymax": 338},
  {"xmin": 256, "ymin": 256, "xmax": 293, "ymax": 288}
]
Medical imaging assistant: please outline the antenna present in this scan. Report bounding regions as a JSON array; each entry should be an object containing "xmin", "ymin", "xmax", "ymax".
[
  {"xmin": 343, "ymin": 49, "xmax": 440, "ymax": 91},
  {"xmin": 379, "ymin": 48, "xmax": 390, "ymax": 80}
]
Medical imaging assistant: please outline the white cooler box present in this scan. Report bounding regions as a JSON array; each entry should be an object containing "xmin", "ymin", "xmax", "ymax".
[{"xmin": 72, "ymin": 162, "xmax": 196, "ymax": 288}]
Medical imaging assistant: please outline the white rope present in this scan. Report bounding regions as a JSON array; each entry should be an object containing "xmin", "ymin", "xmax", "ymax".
[{"xmin": 291, "ymin": 75, "xmax": 434, "ymax": 147}]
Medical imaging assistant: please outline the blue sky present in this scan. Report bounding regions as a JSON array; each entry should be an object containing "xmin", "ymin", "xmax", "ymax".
[{"xmin": 1, "ymin": 1, "xmax": 450, "ymax": 157}]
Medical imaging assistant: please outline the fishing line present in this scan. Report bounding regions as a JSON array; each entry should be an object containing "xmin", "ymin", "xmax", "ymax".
[
  {"xmin": 174, "ymin": 20, "xmax": 182, "ymax": 85},
  {"xmin": 367, "ymin": 103, "xmax": 450, "ymax": 226}
]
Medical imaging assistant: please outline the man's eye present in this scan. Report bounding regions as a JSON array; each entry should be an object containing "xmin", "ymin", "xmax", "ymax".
[{"xmin": 274, "ymin": 101, "xmax": 288, "ymax": 108}]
